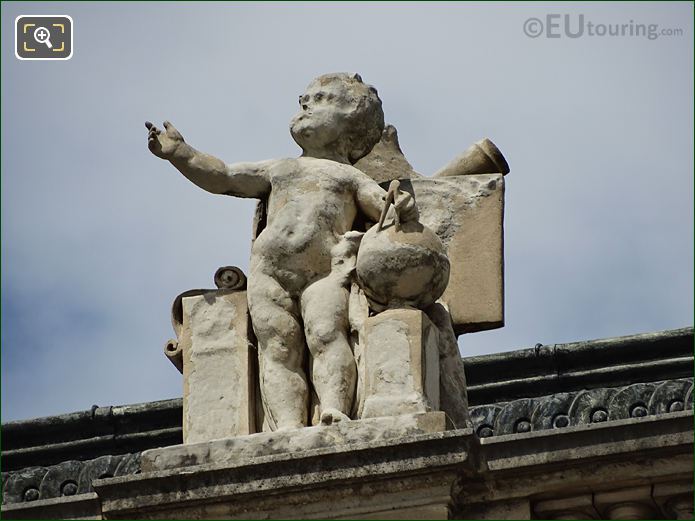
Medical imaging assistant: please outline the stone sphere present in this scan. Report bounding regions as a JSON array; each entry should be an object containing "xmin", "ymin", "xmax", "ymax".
[{"xmin": 356, "ymin": 220, "xmax": 449, "ymax": 311}]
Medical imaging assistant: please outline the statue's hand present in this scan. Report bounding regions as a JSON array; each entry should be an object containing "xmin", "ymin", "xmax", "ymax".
[{"xmin": 145, "ymin": 121, "xmax": 185, "ymax": 160}]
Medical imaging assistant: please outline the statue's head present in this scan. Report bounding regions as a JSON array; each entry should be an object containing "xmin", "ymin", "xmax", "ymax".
[{"xmin": 290, "ymin": 73, "xmax": 385, "ymax": 164}]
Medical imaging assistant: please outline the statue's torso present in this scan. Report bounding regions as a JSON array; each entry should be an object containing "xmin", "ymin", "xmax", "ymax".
[{"xmin": 250, "ymin": 157, "xmax": 361, "ymax": 294}]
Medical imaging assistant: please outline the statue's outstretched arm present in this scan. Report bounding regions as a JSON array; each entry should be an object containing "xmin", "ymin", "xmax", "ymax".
[{"xmin": 146, "ymin": 121, "xmax": 271, "ymax": 199}]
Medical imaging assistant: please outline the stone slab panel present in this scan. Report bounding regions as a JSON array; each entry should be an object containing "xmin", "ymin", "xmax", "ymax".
[
  {"xmin": 0, "ymin": 492, "xmax": 102, "ymax": 520},
  {"xmin": 142, "ymin": 411, "xmax": 446, "ymax": 472},
  {"xmin": 408, "ymin": 174, "xmax": 504, "ymax": 335},
  {"xmin": 462, "ymin": 498, "xmax": 531, "ymax": 520},
  {"xmin": 361, "ymin": 309, "xmax": 440, "ymax": 419},
  {"xmin": 181, "ymin": 290, "xmax": 255, "ymax": 443}
]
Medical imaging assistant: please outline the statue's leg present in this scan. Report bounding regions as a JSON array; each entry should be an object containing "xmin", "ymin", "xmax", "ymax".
[
  {"xmin": 248, "ymin": 272, "xmax": 308, "ymax": 430},
  {"xmin": 301, "ymin": 277, "xmax": 356, "ymax": 424}
]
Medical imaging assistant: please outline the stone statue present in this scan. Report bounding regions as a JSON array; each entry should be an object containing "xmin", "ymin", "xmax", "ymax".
[
  {"xmin": 146, "ymin": 73, "xmax": 417, "ymax": 430},
  {"xmin": 148, "ymin": 72, "xmax": 509, "ymax": 440}
]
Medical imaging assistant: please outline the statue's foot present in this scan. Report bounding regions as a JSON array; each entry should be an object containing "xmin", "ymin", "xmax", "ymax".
[{"xmin": 320, "ymin": 408, "xmax": 350, "ymax": 425}]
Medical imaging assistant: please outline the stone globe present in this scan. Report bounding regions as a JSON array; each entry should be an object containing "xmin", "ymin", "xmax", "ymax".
[{"xmin": 356, "ymin": 219, "xmax": 450, "ymax": 311}]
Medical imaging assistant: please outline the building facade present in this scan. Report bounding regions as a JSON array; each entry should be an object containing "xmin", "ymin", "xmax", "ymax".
[{"xmin": 2, "ymin": 327, "xmax": 692, "ymax": 519}]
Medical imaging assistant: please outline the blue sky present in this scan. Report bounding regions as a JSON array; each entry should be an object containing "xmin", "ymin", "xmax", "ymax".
[{"xmin": 2, "ymin": 2, "xmax": 693, "ymax": 421}]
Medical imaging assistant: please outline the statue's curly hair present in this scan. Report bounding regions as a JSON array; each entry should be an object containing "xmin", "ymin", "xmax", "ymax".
[{"xmin": 312, "ymin": 73, "xmax": 385, "ymax": 164}]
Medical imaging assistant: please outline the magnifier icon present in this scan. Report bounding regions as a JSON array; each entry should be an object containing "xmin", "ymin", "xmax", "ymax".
[{"xmin": 33, "ymin": 26, "xmax": 53, "ymax": 49}]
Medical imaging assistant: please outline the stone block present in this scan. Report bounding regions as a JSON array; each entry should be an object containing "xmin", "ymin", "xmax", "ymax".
[
  {"xmin": 652, "ymin": 481, "xmax": 694, "ymax": 519},
  {"xmin": 180, "ymin": 290, "xmax": 255, "ymax": 443},
  {"xmin": 533, "ymin": 493, "xmax": 598, "ymax": 520},
  {"xmin": 361, "ymin": 309, "xmax": 440, "ymax": 419},
  {"xmin": 0, "ymin": 493, "xmax": 102, "ymax": 520},
  {"xmin": 97, "ymin": 426, "xmax": 476, "ymax": 520},
  {"xmin": 594, "ymin": 486, "xmax": 658, "ymax": 520},
  {"xmin": 408, "ymin": 174, "xmax": 504, "ymax": 335},
  {"xmin": 463, "ymin": 499, "xmax": 531, "ymax": 520},
  {"xmin": 142, "ymin": 412, "xmax": 446, "ymax": 472}
]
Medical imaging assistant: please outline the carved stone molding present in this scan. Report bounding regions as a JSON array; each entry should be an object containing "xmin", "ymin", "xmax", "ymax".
[
  {"xmin": 533, "ymin": 482, "xmax": 695, "ymax": 521},
  {"xmin": 2, "ymin": 453, "xmax": 140, "ymax": 505},
  {"xmin": 533, "ymin": 493, "xmax": 599, "ymax": 519},
  {"xmin": 470, "ymin": 377, "xmax": 693, "ymax": 438},
  {"xmin": 653, "ymin": 481, "xmax": 694, "ymax": 520}
]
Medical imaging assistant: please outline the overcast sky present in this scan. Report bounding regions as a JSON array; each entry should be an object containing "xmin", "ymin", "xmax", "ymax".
[{"xmin": 2, "ymin": 2, "xmax": 692, "ymax": 421}]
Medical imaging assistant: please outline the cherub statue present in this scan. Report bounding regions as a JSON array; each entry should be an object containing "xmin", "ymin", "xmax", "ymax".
[{"xmin": 146, "ymin": 73, "xmax": 415, "ymax": 430}]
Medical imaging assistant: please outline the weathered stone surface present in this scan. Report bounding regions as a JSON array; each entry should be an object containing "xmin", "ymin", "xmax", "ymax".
[
  {"xmin": 1, "ymin": 453, "xmax": 141, "ymax": 509},
  {"xmin": 464, "ymin": 327, "xmax": 694, "ymax": 406},
  {"xmin": 649, "ymin": 378, "xmax": 692, "ymax": 415},
  {"xmin": 426, "ymin": 303, "xmax": 471, "ymax": 429},
  {"xmin": 355, "ymin": 130, "xmax": 507, "ymax": 335},
  {"xmin": 0, "ymin": 493, "xmax": 102, "ymax": 520},
  {"xmin": 479, "ymin": 410, "xmax": 693, "ymax": 472},
  {"xmin": 361, "ymin": 310, "xmax": 440, "ymax": 419},
  {"xmin": 213, "ymin": 265, "xmax": 247, "ymax": 290},
  {"xmin": 609, "ymin": 382, "xmax": 655, "ymax": 420},
  {"xmin": 179, "ymin": 290, "xmax": 255, "ymax": 443},
  {"xmin": 77, "ymin": 455, "xmax": 122, "ymax": 494},
  {"xmin": 494, "ymin": 398, "xmax": 536, "ymax": 435},
  {"xmin": 38, "ymin": 460, "xmax": 82, "ymax": 500},
  {"xmin": 433, "ymin": 138, "xmax": 509, "ymax": 178},
  {"xmin": 453, "ymin": 410, "xmax": 692, "ymax": 521},
  {"xmin": 3, "ymin": 466, "xmax": 47, "ymax": 504},
  {"xmin": 98, "ymin": 426, "xmax": 476, "ymax": 520},
  {"xmin": 6, "ymin": 409, "xmax": 691, "ymax": 519},
  {"xmin": 593, "ymin": 485, "xmax": 657, "ymax": 519},
  {"xmin": 94, "ymin": 410, "xmax": 691, "ymax": 520},
  {"xmin": 529, "ymin": 391, "xmax": 575, "ymax": 431},
  {"xmin": 653, "ymin": 481, "xmax": 695, "ymax": 520},
  {"xmin": 469, "ymin": 404, "xmax": 502, "ymax": 438},
  {"xmin": 354, "ymin": 124, "xmax": 422, "ymax": 183},
  {"xmin": 533, "ymin": 493, "xmax": 599, "ymax": 519},
  {"xmin": 3, "ymin": 322, "xmax": 693, "ymax": 520},
  {"xmin": 1, "ymin": 398, "xmax": 180, "ymax": 472},
  {"xmin": 408, "ymin": 174, "xmax": 505, "ymax": 334},
  {"xmin": 141, "ymin": 412, "xmax": 446, "ymax": 472},
  {"xmin": 163, "ymin": 338, "xmax": 182, "ymax": 373},
  {"xmin": 569, "ymin": 387, "xmax": 619, "ymax": 425},
  {"xmin": 356, "ymin": 215, "xmax": 450, "ymax": 312},
  {"xmin": 462, "ymin": 499, "xmax": 531, "ymax": 520},
  {"xmin": 469, "ymin": 377, "xmax": 694, "ymax": 438}
]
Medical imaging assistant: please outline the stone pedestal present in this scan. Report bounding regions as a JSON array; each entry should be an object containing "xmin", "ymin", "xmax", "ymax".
[
  {"xmin": 142, "ymin": 412, "xmax": 447, "ymax": 472},
  {"xmin": 362, "ymin": 309, "xmax": 440, "ymax": 419},
  {"xmin": 94, "ymin": 421, "xmax": 477, "ymax": 520},
  {"xmin": 179, "ymin": 290, "xmax": 255, "ymax": 443}
]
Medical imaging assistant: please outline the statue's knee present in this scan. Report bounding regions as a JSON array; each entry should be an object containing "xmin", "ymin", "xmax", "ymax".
[
  {"xmin": 251, "ymin": 300, "xmax": 298, "ymax": 336},
  {"xmin": 262, "ymin": 341, "xmax": 301, "ymax": 366},
  {"xmin": 306, "ymin": 319, "xmax": 340, "ymax": 349},
  {"xmin": 248, "ymin": 278, "xmax": 292, "ymax": 310}
]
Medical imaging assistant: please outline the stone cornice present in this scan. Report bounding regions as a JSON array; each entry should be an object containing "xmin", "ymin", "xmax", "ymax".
[{"xmin": 464, "ymin": 327, "xmax": 693, "ymax": 405}]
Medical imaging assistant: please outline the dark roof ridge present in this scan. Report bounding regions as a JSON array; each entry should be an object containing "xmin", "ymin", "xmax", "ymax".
[{"xmin": 464, "ymin": 327, "xmax": 693, "ymax": 405}]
